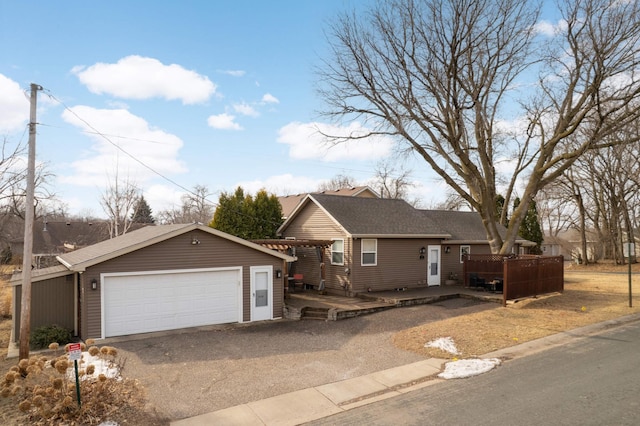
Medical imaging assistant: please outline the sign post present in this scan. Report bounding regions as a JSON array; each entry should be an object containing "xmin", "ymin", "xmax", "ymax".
[{"xmin": 68, "ymin": 343, "xmax": 82, "ymax": 407}]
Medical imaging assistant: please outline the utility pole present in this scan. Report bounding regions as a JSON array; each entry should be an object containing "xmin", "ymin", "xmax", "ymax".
[{"xmin": 19, "ymin": 83, "xmax": 41, "ymax": 360}]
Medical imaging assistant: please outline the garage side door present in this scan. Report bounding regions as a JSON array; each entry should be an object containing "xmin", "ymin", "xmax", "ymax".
[{"xmin": 103, "ymin": 268, "xmax": 240, "ymax": 338}]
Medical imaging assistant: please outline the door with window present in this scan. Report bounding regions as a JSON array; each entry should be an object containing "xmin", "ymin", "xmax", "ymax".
[
  {"xmin": 427, "ymin": 245, "xmax": 441, "ymax": 286},
  {"xmin": 251, "ymin": 266, "xmax": 272, "ymax": 321}
]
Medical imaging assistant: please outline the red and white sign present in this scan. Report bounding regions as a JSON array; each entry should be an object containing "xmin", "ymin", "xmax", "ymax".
[{"xmin": 68, "ymin": 343, "xmax": 82, "ymax": 361}]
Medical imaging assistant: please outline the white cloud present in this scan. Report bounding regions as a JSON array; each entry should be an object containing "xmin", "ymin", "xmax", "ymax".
[
  {"xmin": 220, "ymin": 70, "xmax": 246, "ymax": 77},
  {"xmin": 262, "ymin": 93, "xmax": 279, "ymax": 104},
  {"xmin": 72, "ymin": 55, "xmax": 217, "ymax": 104},
  {"xmin": 534, "ymin": 19, "xmax": 567, "ymax": 37},
  {"xmin": 144, "ymin": 184, "xmax": 185, "ymax": 214},
  {"xmin": 207, "ymin": 113, "xmax": 243, "ymax": 130},
  {"xmin": 277, "ymin": 121, "xmax": 394, "ymax": 162},
  {"xmin": 60, "ymin": 105, "xmax": 187, "ymax": 187},
  {"xmin": 233, "ymin": 102, "xmax": 260, "ymax": 117},
  {"xmin": 0, "ymin": 74, "xmax": 29, "ymax": 133},
  {"xmin": 238, "ymin": 174, "xmax": 324, "ymax": 196}
]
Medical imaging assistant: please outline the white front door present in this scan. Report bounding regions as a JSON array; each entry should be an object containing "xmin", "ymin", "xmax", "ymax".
[
  {"xmin": 427, "ymin": 245, "xmax": 441, "ymax": 286},
  {"xmin": 251, "ymin": 266, "xmax": 273, "ymax": 321}
]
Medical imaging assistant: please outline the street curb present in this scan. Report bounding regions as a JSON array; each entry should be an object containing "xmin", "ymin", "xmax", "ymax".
[{"xmin": 483, "ymin": 312, "xmax": 640, "ymax": 361}]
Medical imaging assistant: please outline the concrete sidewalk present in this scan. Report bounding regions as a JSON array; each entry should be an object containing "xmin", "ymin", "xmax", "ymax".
[{"xmin": 170, "ymin": 358, "xmax": 446, "ymax": 426}]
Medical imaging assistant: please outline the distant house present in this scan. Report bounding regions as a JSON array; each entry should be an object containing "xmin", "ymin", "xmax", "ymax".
[
  {"xmin": 277, "ymin": 194, "xmax": 533, "ymax": 295},
  {"xmin": 278, "ymin": 186, "xmax": 379, "ymax": 219},
  {"xmin": 3, "ymin": 217, "xmax": 147, "ymax": 268},
  {"xmin": 556, "ymin": 229, "xmax": 602, "ymax": 263},
  {"xmin": 541, "ymin": 235, "xmax": 569, "ymax": 258}
]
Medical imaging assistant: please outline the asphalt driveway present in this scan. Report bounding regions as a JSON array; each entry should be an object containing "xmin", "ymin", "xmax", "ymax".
[{"xmin": 112, "ymin": 297, "xmax": 496, "ymax": 421}]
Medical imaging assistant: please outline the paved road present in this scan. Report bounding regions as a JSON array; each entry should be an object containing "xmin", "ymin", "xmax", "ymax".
[{"xmin": 307, "ymin": 320, "xmax": 640, "ymax": 425}]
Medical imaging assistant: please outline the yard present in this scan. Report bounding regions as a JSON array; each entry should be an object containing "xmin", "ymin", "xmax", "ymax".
[
  {"xmin": 0, "ymin": 262, "xmax": 639, "ymax": 424},
  {"xmin": 394, "ymin": 262, "xmax": 640, "ymax": 358}
]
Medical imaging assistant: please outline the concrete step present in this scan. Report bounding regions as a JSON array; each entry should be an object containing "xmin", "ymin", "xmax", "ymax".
[{"xmin": 301, "ymin": 307, "xmax": 329, "ymax": 320}]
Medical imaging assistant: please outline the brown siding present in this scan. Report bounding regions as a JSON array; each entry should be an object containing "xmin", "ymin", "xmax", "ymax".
[
  {"xmin": 282, "ymin": 203, "xmax": 344, "ymax": 239},
  {"xmin": 82, "ymin": 229, "xmax": 284, "ymax": 339},
  {"xmin": 14, "ymin": 275, "xmax": 75, "ymax": 341},
  {"xmin": 350, "ymin": 239, "xmax": 437, "ymax": 292},
  {"xmin": 281, "ymin": 204, "xmax": 351, "ymax": 293},
  {"xmin": 441, "ymin": 243, "xmax": 494, "ymax": 284}
]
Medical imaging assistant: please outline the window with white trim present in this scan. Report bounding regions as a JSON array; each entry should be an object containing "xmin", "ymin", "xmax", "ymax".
[
  {"xmin": 361, "ymin": 239, "xmax": 377, "ymax": 266},
  {"xmin": 331, "ymin": 239, "xmax": 344, "ymax": 265},
  {"xmin": 460, "ymin": 245, "xmax": 470, "ymax": 263}
]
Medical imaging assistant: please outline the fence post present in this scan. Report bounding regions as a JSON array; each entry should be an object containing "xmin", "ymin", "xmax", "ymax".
[
  {"xmin": 463, "ymin": 254, "xmax": 468, "ymax": 287},
  {"xmin": 502, "ymin": 258, "xmax": 508, "ymax": 307},
  {"xmin": 536, "ymin": 256, "xmax": 541, "ymax": 297}
]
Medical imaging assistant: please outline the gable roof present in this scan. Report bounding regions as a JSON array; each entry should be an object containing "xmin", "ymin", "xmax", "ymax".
[
  {"xmin": 279, "ymin": 194, "xmax": 535, "ymax": 246},
  {"xmin": 278, "ymin": 186, "xmax": 379, "ymax": 219},
  {"xmin": 57, "ymin": 223, "xmax": 295, "ymax": 272},
  {"xmin": 281, "ymin": 194, "xmax": 450, "ymax": 238}
]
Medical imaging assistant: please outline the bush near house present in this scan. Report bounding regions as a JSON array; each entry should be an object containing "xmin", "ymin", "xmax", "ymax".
[{"xmin": 29, "ymin": 325, "xmax": 73, "ymax": 349}]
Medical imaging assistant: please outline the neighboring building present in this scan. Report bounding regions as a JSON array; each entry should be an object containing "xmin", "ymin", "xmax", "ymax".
[
  {"xmin": 557, "ymin": 229, "xmax": 602, "ymax": 263},
  {"xmin": 3, "ymin": 217, "xmax": 147, "ymax": 268},
  {"xmin": 278, "ymin": 194, "xmax": 533, "ymax": 296},
  {"xmin": 541, "ymin": 234, "xmax": 569, "ymax": 258}
]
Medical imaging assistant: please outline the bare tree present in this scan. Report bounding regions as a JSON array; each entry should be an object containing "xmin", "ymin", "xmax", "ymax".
[
  {"xmin": 318, "ymin": 0, "xmax": 640, "ymax": 254},
  {"xmin": 2, "ymin": 161, "xmax": 56, "ymax": 220},
  {"xmin": 316, "ymin": 174, "xmax": 358, "ymax": 192},
  {"xmin": 100, "ymin": 174, "xmax": 141, "ymax": 238},
  {"xmin": 157, "ymin": 184, "xmax": 215, "ymax": 224},
  {"xmin": 535, "ymin": 183, "xmax": 577, "ymax": 238},
  {"xmin": 371, "ymin": 160, "xmax": 414, "ymax": 200}
]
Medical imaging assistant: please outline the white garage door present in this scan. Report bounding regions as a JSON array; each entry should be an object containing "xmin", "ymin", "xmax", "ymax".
[{"xmin": 102, "ymin": 268, "xmax": 241, "ymax": 338}]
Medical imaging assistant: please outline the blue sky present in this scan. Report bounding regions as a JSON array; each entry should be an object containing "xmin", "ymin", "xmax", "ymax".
[{"xmin": 1, "ymin": 1, "xmax": 562, "ymax": 219}]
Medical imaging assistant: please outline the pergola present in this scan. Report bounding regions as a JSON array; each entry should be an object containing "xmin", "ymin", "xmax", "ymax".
[{"xmin": 252, "ymin": 239, "xmax": 333, "ymax": 288}]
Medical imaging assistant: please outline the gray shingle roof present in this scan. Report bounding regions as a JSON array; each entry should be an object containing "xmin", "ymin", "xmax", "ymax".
[
  {"xmin": 309, "ymin": 194, "xmax": 450, "ymax": 237},
  {"xmin": 57, "ymin": 223, "xmax": 294, "ymax": 271},
  {"xmin": 420, "ymin": 210, "xmax": 491, "ymax": 241}
]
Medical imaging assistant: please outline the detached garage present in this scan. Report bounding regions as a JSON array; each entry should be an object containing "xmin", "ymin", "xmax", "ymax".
[{"xmin": 12, "ymin": 224, "xmax": 295, "ymax": 341}]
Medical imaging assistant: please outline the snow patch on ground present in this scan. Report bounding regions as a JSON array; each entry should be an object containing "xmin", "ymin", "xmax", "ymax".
[
  {"xmin": 66, "ymin": 352, "xmax": 120, "ymax": 381},
  {"xmin": 438, "ymin": 358, "xmax": 502, "ymax": 379},
  {"xmin": 425, "ymin": 337, "xmax": 459, "ymax": 354},
  {"xmin": 426, "ymin": 337, "xmax": 501, "ymax": 379}
]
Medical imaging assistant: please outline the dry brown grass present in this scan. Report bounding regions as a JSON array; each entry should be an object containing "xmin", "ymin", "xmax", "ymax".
[
  {"xmin": 0, "ymin": 285, "xmax": 11, "ymax": 319},
  {"xmin": 0, "ymin": 265, "xmax": 14, "ymax": 319},
  {"xmin": 394, "ymin": 266, "xmax": 640, "ymax": 358}
]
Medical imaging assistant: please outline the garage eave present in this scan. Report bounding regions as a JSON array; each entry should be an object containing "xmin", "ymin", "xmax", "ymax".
[{"xmin": 58, "ymin": 223, "xmax": 296, "ymax": 271}]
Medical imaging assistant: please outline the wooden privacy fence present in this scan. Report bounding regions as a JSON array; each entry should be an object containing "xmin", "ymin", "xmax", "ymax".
[{"xmin": 463, "ymin": 254, "xmax": 564, "ymax": 306}]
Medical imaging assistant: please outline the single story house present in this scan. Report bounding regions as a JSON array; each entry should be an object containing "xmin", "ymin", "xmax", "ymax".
[
  {"xmin": 11, "ymin": 223, "xmax": 295, "ymax": 341},
  {"xmin": 278, "ymin": 194, "xmax": 534, "ymax": 295},
  {"xmin": 541, "ymin": 234, "xmax": 569, "ymax": 258}
]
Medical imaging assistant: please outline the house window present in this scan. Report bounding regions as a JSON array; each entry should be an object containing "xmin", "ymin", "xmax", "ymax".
[
  {"xmin": 331, "ymin": 239, "xmax": 344, "ymax": 265},
  {"xmin": 460, "ymin": 245, "xmax": 470, "ymax": 263},
  {"xmin": 361, "ymin": 239, "xmax": 377, "ymax": 266}
]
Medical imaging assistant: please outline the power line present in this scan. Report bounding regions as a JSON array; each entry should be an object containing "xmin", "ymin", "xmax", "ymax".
[
  {"xmin": 42, "ymin": 89, "xmax": 216, "ymax": 207},
  {"xmin": 41, "ymin": 88, "xmax": 283, "ymax": 227}
]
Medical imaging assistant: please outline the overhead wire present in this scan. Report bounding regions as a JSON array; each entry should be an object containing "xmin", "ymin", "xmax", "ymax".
[{"xmin": 40, "ymin": 87, "xmax": 283, "ymax": 227}]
